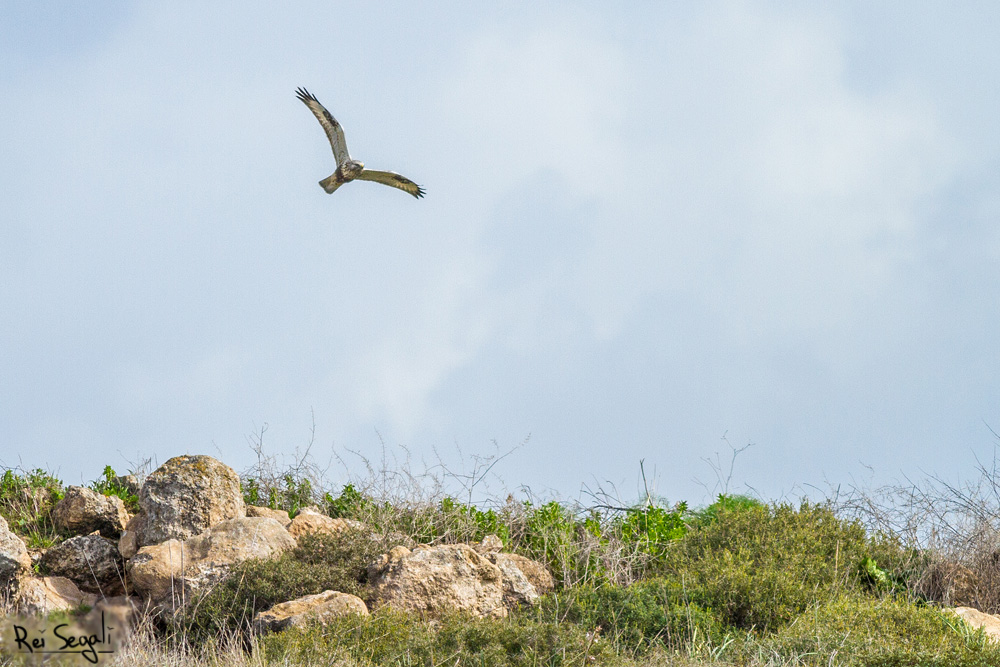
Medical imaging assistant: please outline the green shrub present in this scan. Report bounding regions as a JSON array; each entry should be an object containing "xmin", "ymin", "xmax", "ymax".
[
  {"xmin": 538, "ymin": 579, "xmax": 729, "ymax": 654},
  {"xmin": 439, "ymin": 497, "xmax": 512, "ymax": 546},
  {"xmin": 762, "ymin": 594, "xmax": 1000, "ymax": 666},
  {"xmin": 324, "ymin": 483, "xmax": 378, "ymax": 519},
  {"xmin": 617, "ymin": 503, "xmax": 688, "ymax": 559},
  {"xmin": 655, "ymin": 501, "xmax": 904, "ymax": 633},
  {"xmin": 242, "ymin": 473, "xmax": 315, "ymax": 515},
  {"xmin": 261, "ymin": 607, "xmax": 618, "ymax": 667},
  {"xmin": 513, "ymin": 500, "xmax": 604, "ymax": 586},
  {"xmin": 88, "ymin": 465, "xmax": 139, "ymax": 513},
  {"xmin": 180, "ymin": 528, "xmax": 391, "ymax": 642},
  {"xmin": 689, "ymin": 494, "xmax": 766, "ymax": 527}
]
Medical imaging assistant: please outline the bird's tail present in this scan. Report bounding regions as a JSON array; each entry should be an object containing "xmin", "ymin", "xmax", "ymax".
[{"xmin": 319, "ymin": 174, "xmax": 341, "ymax": 194}]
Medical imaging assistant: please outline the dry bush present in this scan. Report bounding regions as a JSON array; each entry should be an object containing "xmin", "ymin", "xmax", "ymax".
[
  {"xmin": 235, "ymin": 430, "xmax": 680, "ymax": 588},
  {"xmin": 833, "ymin": 447, "xmax": 1000, "ymax": 612}
]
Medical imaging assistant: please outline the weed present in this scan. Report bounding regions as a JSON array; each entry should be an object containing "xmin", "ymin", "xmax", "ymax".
[
  {"xmin": 0, "ymin": 466, "xmax": 65, "ymax": 547},
  {"xmin": 88, "ymin": 464, "xmax": 140, "ymax": 512},
  {"xmin": 617, "ymin": 503, "xmax": 688, "ymax": 559},
  {"xmin": 242, "ymin": 473, "xmax": 315, "ymax": 515}
]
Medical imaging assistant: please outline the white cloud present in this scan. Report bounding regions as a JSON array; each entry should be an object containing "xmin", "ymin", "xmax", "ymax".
[
  {"xmin": 2, "ymin": 2, "xmax": 996, "ymax": 500},
  {"xmin": 438, "ymin": 23, "xmax": 630, "ymax": 199},
  {"xmin": 351, "ymin": 5, "xmax": 959, "ymax": 447},
  {"xmin": 350, "ymin": 257, "xmax": 495, "ymax": 438}
]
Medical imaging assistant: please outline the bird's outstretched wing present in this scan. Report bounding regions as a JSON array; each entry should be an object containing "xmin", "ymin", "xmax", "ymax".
[
  {"xmin": 295, "ymin": 87, "xmax": 350, "ymax": 165},
  {"xmin": 355, "ymin": 170, "xmax": 426, "ymax": 198}
]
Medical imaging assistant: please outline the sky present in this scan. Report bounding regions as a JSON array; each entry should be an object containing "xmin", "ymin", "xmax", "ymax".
[{"xmin": 2, "ymin": 2, "xmax": 1000, "ymax": 507}]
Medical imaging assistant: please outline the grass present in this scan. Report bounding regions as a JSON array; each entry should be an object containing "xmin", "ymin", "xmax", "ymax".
[
  {"xmin": 4, "ymin": 448, "xmax": 1000, "ymax": 666},
  {"xmin": 0, "ymin": 466, "xmax": 64, "ymax": 549}
]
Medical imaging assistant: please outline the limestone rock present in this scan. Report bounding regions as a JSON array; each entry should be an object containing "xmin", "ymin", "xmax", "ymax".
[
  {"xmin": 253, "ymin": 590, "xmax": 368, "ymax": 633},
  {"xmin": 134, "ymin": 455, "xmax": 245, "ymax": 549},
  {"xmin": 40, "ymin": 534, "xmax": 125, "ymax": 594},
  {"xmin": 952, "ymin": 607, "xmax": 1000, "ymax": 643},
  {"xmin": 476, "ymin": 534, "xmax": 504, "ymax": 554},
  {"xmin": 246, "ymin": 505, "xmax": 292, "ymax": 528},
  {"xmin": 368, "ymin": 543, "xmax": 506, "ymax": 618},
  {"xmin": 0, "ymin": 515, "xmax": 31, "ymax": 583},
  {"xmin": 492, "ymin": 552, "xmax": 554, "ymax": 596},
  {"xmin": 367, "ymin": 545, "xmax": 412, "ymax": 582},
  {"xmin": 52, "ymin": 486, "xmax": 129, "ymax": 539},
  {"xmin": 127, "ymin": 517, "xmax": 295, "ymax": 610},
  {"xmin": 15, "ymin": 576, "xmax": 97, "ymax": 615},
  {"xmin": 483, "ymin": 552, "xmax": 548, "ymax": 607},
  {"xmin": 287, "ymin": 507, "xmax": 364, "ymax": 539},
  {"xmin": 119, "ymin": 513, "xmax": 143, "ymax": 560},
  {"xmin": 297, "ymin": 505, "xmax": 324, "ymax": 514}
]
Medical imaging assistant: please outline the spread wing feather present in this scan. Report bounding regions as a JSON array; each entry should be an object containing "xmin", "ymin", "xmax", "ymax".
[
  {"xmin": 295, "ymin": 87, "xmax": 350, "ymax": 165},
  {"xmin": 355, "ymin": 170, "xmax": 426, "ymax": 199}
]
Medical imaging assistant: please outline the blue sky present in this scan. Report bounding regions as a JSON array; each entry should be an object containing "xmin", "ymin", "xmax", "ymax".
[{"xmin": 2, "ymin": 2, "xmax": 1000, "ymax": 505}]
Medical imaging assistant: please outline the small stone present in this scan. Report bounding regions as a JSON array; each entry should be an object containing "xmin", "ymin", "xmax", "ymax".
[
  {"xmin": 119, "ymin": 513, "xmax": 143, "ymax": 560},
  {"xmin": 15, "ymin": 576, "xmax": 97, "ymax": 615},
  {"xmin": 253, "ymin": 590, "xmax": 368, "ymax": 633},
  {"xmin": 113, "ymin": 474, "xmax": 141, "ymax": 496},
  {"xmin": 287, "ymin": 508, "xmax": 364, "ymax": 539},
  {"xmin": 485, "ymin": 552, "xmax": 554, "ymax": 608},
  {"xmin": 477, "ymin": 534, "xmax": 504, "ymax": 553},
  {"xmin": 246, "ymin": 505, "xmax": 292, "ymax": 527}
]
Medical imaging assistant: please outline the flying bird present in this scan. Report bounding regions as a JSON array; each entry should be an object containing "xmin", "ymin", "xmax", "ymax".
[{"xmin": 295, "ymin": 87, "xmax": 425, "ymax": 199}]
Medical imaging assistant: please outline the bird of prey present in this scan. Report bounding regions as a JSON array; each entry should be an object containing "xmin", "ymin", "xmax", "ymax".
[{"xmin": 295, "ymin": 87, "xmax": 425, "ymax": 199}]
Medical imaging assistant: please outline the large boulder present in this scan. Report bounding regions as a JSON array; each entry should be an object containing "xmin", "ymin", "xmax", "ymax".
[
  {"xmin": 127, "ymin": 517, "xmax": 295, "ymax": 610},
  {"xmin": 287, "ymin": 506, "xmax": 364, "ymax": 539},
  {"xmin": 40, "ymin": 534, "xmax": 125, "ymax": 595},
  {"xmin": 368, "ymin": 544, "xmax": 506, "ymax": 618},
  {"xmin": 252, "ymin": 590, "xmax": 368, "ymax": 633},
  {"xmin": 15, "ymin": 576, "xmax": 96, "ymax": 615},
  {"xmin": 51, "ymin": 486, "xmax": 129, "ymax": 539},
  {"xmin": 0, "ymin": 515, "xmax": 31, "ymax": 583},
  {"xmin": 133, "ymin": 455, "xmax": 245, "ymax": 550}
]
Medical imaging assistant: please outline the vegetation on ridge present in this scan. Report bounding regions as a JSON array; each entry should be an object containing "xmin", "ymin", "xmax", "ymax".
[{"xmin": 3, "ymin": 446, "xmax": 1000, "ymax": 666}]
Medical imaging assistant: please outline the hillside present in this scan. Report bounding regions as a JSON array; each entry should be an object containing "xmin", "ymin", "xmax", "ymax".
[{"xmin": 2, "ymin": 452, "xmax": 1000, "ymax": 666}]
